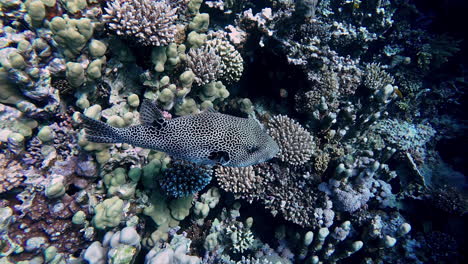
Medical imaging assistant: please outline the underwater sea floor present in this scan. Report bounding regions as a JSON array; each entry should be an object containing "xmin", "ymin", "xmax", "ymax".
[{"xmin": 0, "ymin": 0, "xmax": 467, "ymax": 263}]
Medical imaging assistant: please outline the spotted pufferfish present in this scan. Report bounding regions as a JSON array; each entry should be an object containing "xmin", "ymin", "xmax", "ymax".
[{"xmin": 79, "ymin": 100, "xmax": 279, "ymax": 167}]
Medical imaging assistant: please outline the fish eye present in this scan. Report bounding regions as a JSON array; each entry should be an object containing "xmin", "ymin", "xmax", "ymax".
[{"xmin": 247, "ymin": 146, "xmax": 260, "ymax": 154}]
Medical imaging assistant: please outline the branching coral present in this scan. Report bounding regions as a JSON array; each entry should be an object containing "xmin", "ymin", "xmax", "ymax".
[
  {"xmin": 186, "ymin": 46, "xmax": 221, "ymax": 85},
  {"xmin": 266, "ymin": 115, "xmax": 315, "ymax": 166},
  {"xmin": 214, "ymin": 163, "xmax": 333, "ymax": 228},
  {"xmin": 104, "ymin": 0, "xmax": 178, "ymax": 46},
  {"xmin": 206, "ymin": 38, "xmax": 244, "ymax": 83},
  {"xmin": 363, "ymin": 63, "xmax": 395, "ymax": 91},
  {"xmin": 256, "ymin": 163, "xmax": 334, "ymax": 228},
  {"xmin": 215, "ymin": 166, "xmax": 264, "ymax": 203},
  {"xmin": 159, "ymin": 160, "xmax": 213, "ymax": 198}
]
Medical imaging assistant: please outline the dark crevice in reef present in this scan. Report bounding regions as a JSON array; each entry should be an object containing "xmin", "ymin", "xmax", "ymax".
[
  {"xmin": 436, "ymin": 137, "xmax": 468, "ymax": 177},
  {"xmin": 237, "ymin": 40, "xmax": 309, "ymax": 115}
]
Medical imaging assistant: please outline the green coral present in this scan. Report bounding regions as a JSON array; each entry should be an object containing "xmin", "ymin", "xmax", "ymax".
[
  {"xmin": 179, "ymin": 70, "xmax": 195, "ymax": 89},
  {"xmin": 189, "ymin": 13, "xmax": 210, "ymax": 33},
  {"xmin": 175, "ymin": 97, "xmax": 199, "ymax": 116},
  {"xmin": 103, "ymin": 167, "xmax": 138, "ymax": 200},
  {"xmin": 37, "ymin": 125, "xmax": 54, "ymax": 142},
  {"xmin": 49, "ymin": 16, "xmax": 94, "ymax": 58},
  {"xmin": 186, "ymin": 31, "xmax": 207, "ymax": 48},
  {"xmin": 25, "ymin": 0, "xmax": 46, "ymax": 27},
  {"xmin": 143, "ymin": 188, "xmax": 194, "ymax": 246},
  {"xmin": 198, "ymin": 81, "xmax": 229, "ymax": 103},
  {"xmin": 142, "ymin": 152, "xmax": 171, "ymax": 189},
  {"xmin": 45, "ymin": 182, "xmax": 65, "ymax": 199},
  {"xmin": 87, "ymin": 59, "xmax": 104, "ymax": 79},
  {"xmin": 150, "ymin": 44, "xmax": 184, "ymax": 73},
  {"xmin": 92, "ymin": 196, "xmax": 124, "ymax": 230},
  {"xmin": 188, "ymin": 0, "xmax": 203, "ymax": 14},
  {"xmin": 65, "ymin": 62, "xmax": 85, "ymax": 87},
  {"xmin": 193, "ymin": 187, "xmax": 220, "ymax": 225},
  {"xmin": 43, "ymin": 246, "xmax": 66, "ymax": 264},
  {"xmin": 88, "ymin": 39, "xmax": 107, "ymax": 57},
  {"xmin": 62, "ymin": 0, "xmax": 88, "ymax": 14}
]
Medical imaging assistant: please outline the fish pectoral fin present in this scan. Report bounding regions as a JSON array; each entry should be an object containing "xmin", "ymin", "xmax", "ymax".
[
  {"xmin": 140, "ymin": 99, "xmax": 165, "ymax": 125},
  {"xmin": 208, "ymin": 151, "xmax": 230, "ymax": 165}
]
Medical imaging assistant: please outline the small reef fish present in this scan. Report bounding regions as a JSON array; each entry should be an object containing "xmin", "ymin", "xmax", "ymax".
[{"xmin": 80, "ymin": 100, "xmax": 279, "ymax": 167}]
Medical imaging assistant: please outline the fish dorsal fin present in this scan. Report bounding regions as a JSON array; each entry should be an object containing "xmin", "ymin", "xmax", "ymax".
[
  {"xmin": 140, "ymin": 99, "xmax": 165, "ymax": 125},
  {"xmin": 248, "ymin": 112, "xmax": 266, "ymax": 130},
  {"xmin": 202, "ymin": 106, "xmax": 218, "ymax": 114}
]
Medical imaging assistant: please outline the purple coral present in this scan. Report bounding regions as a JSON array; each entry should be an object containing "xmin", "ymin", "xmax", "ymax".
[
  {"xmin": 0, "ymin": 154, "xmax": 25, "ymax": 194},
  {"xmin": 104, "ymin": 0, "xmax": 179, "ymax": 46},
  {"xmin": 186, "ymin": 46, "xmax": 222, "ymax": 85}
]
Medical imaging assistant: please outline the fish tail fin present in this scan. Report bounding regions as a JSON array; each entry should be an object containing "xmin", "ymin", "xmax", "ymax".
[{"xmin": 79, "ymin": 113, "xmax": 121, "ymax": 143}]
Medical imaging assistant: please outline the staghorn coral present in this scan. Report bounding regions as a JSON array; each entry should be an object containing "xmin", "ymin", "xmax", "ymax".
[
  {"xmin": 159, "ymin": 160, "xmax": 212, "ymax": 198},
  {"xmin": 266, "ymin": 115, "xmax": 315, "ymax": 166},
  {"xmin": 104, "ymin": 0, "xmax": 178, "ymax": 46},
  {"xmin": 206, "ymin": 38, "xmax": 243, "ymax": 83},
  {"xmin": 186, "ymin": 46, "xmax": 221, "ymax": 86}
]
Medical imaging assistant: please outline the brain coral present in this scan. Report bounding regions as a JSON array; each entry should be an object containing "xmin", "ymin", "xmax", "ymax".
[
  {"xmin": 266, "ymin": 115, "xmax": 315, "ymax": 166},
  {"xmin": 160, "ymin": 160, "xmax": 212, "ymax": 198},
  {"xmin": 104, "ymin": 0, "xmax": 178, "ymax": 46}
]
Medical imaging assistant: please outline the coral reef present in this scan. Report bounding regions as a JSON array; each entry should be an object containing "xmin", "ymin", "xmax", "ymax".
[
  {"xmin": 160, "ymin": 160, "xmax": 213, "ymax": 198},
  {"xmin": 0, "ymin": 0, "xmax": 466, "ymax": 263},
  {"xmin": 104, "ymin": 0, "xmax": 178, "ymax": 46},
  {"xmin": 206, "ymin": 38, "xmax": 244, "ymax": 83},
  {"xmin": 186, "ymin": 45, "xmax": 221, "ymax": 85},
  {"xmin": 266, "ymin": 115, "xmax": 315, "ymax": 166}
]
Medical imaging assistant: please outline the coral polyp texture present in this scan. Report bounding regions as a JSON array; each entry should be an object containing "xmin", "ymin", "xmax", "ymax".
[
  {"xmin": 104, "ymin": 0, "xmax": 178, "ymax": 46},
  {"xmin": 160, "ymin": 160, "xmax": 213, "ymax": 198},
  {"xmin": 186, "ymin": 45, "xmax": 222, "ymax": 85},
  {"xmin": 0, "ymin": 0, "xmax": 466, "ymax": 263},
  {"xmin": 266, "ymin": 115, "xmax": 315, "ymax": 166},
  {"xmin": 206, "ymin": 38, "xmax": 244, "ymax": 83}
]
